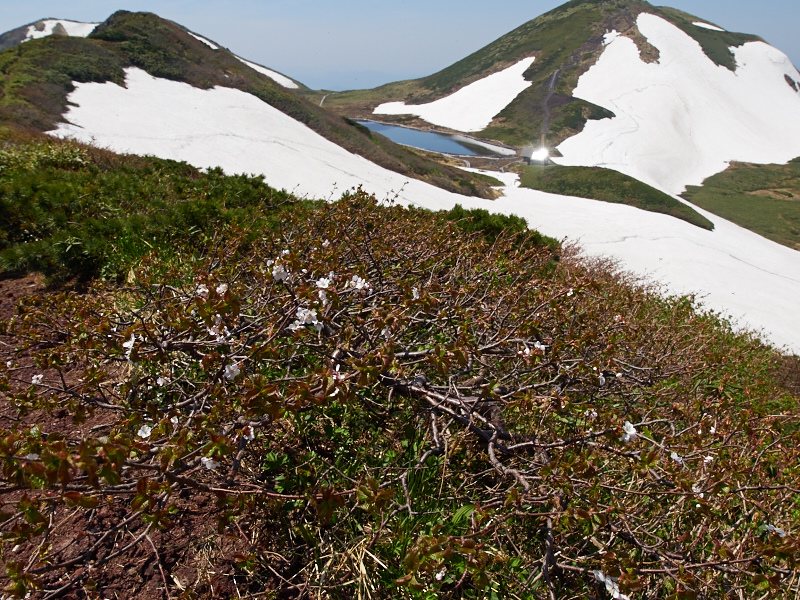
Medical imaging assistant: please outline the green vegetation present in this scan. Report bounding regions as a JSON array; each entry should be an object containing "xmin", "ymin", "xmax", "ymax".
[
  {"xmin": 0, "ymin": 134, "xmax": 296, "ymax": 282},
  {"xmin": 682, "ymin": 158, "xmax": 800, "ymax": 250},
  {"xmin": 521, "ymin": 163, "xmax": 714, "ymax": 229},
  {"xmin": 0, "ymin": 12, "xmax": 498, "ymax": 200},
  {"xmin": 330, "ymin": 0, "xmax": 765, "ymax": 149},
  {"xmin": 1, "ymin": 144, "xmax": 797, "ymax": 596},
  {"xmin": 653, "ymin": 7, "xmax": 762, "ymax": 71}
]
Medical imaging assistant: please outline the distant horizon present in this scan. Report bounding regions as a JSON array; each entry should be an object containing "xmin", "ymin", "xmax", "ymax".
[{"xmin": 2, "ymin": 1, "xmax": 799, "ymax": 90}]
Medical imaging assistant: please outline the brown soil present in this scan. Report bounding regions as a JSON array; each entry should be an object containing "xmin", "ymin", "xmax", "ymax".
[{"xmin": 0, "ymin": 276, "xmax": 254, "ymax": 599}]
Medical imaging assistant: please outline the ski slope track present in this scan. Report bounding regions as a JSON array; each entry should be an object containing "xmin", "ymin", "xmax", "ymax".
[
  {"xmin": 554, "ymin": 14, "xmax": 800, "ymax": 195},
  {"xmin": 49, "ymin": 68, "xmax": 800, "ymax": 353}
]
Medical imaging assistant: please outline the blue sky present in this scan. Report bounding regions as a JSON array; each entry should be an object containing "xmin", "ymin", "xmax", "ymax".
[{"xmin": 2, "ymin": 1, "xmax": 798, "ymax": 90}]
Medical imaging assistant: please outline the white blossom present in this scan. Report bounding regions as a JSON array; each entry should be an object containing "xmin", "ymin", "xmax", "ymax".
[
  {"xmin": 201, "ymin": 457, "xmax": 220, "ymax": 470},
  {"xmin": 671, "ymin": 452, "xmax": 684, "ymax": 465},
  {"xmin": 598, "ymin": 373, "xmax": 606, "ymax": 386},
  {"xmin": 289, "ymin": 307, "xmax": 322, "ymax": 332},
  {"xmin": 533, "ymin": 340, "xmax": 547, "ymax": 351},
  {"xmin": 704, "ymin": 455, "xmax": 714, "ymax": 464},
  {"xmin": 322, "ymin": 239, "xmax": 330, "ymax": 248},
  {"xmin": 242, "ymin": 427, "xmax": 255, "ymax": 441},
  {"xmin": 318, "ymin": 289, "xmax": 328, "ymax": 306},
  {"xmin": 621, "ymin": 421, "xmax": 637, "ymax": 443},
  {"xmin": 208, "ymin": 314, "xmax": 232, "ymax": 343},
  {"xmin": 272, "ymin": 264, "xmax": 290, "ymax": 282},
  {"xmin": 24, "ymin": 453, "xmax": 40, "ymax": 461},
  {"xmin": 382, "ymin": 327, "xmax": 392, "ymax": 340},
  {"xmin": 6, "ymin": 360, "xmax": 12, "ymax": 368},
  {"xmin": 585, "ymin": 409, "xmax": 598, "ymax": 419},
  {"xmin": 765, "ymin": 524, "xmax": 787, "ymax": 538},
  {"xmin": 224, "ymin": 363, "xmax": 241, "ymax": 380},
  {"xmin": 216, "ymin": 283, "xmax": 228, "ymax": 295},
  {"xmin": 122, "ymin": 333, "xmax": 137, "ymax": 362},
  {"xmin": 347, "ymin": 275, "xmax": 370, "ymax": 290},
  {"xmin": 195, "ymin": 284, "xmax": 209, "ymax": 299},
  {"xmin": 567, "ymin": 288, "xmax": 574, "ymax": 297},
  {"xmin": 692, "ymin": 483, "xmax": 705, "ymax": 499},
  {"xmin": 137, "ymin": 424, "xmax": 152, "ymax": 439},
  {"xmin": 316, "ymin": 277, "xmax": 332, "ymax": 289},
  {"xmin": 435, "ymin": 567, "xmax": 447, "ymax": 581},
  {"xmin": 157, "ymin": 377, "xmax": 167, "ymax": 386},
  {"xmin": 593, "ymin": 571, "xmax": 630, "ymax": 600},
  {"xmin": 412, "ymin": 286, "xmax": 420, "ymax": 300},
  {"xmin": 170, "ymin": 416, "xmax": 179, "ymax": 427},
  {"xmin": 31, "ymin": 374, "xmax": 44, "ymax": 386}
]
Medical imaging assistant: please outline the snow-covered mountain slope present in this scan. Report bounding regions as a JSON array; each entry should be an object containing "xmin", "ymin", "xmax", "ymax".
[
  {"xmin": 373, "ymin": 57, "xmax": 535, "ymax": 132},
  {"xmin": 554, "ymin": 13, "xmax": 800, "ymax": 195},
  {"xmin": 49, "ymin": 67, "xmax": 800, "ymax": 353},
  {"xmin": 23, "ymin": 19, "xmax": 98, "ymax": 41},
  {"xmin": 235, "ymin": 56, "xmax": 299, "ymax": 89}
]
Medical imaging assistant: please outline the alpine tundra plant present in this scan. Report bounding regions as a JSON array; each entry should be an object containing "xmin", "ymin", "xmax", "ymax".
[{"xmin": 1, "ymin": 189, "xmax": 798, "ymax": 599}]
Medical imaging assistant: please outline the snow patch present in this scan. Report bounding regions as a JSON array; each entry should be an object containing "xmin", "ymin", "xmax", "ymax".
[
  {"xmin": 554, "ymin": 13, "xmax": 800, "ymax": 195},
  {"xmin": 693, "ymin": 22, "xmax": 725, "ymax": 32},
  {"xmin": 235, "ymin": 56, "xmax": 298, "ymax": 89},
  {"xmin": 187, "ymin": 31, "xmax": 218, "ymax": 49},
  {"xmin": 23, "ymin": 19, "xmax": 98, "ymax": 41},
  {"xmin": 373, "ymin": 57, "xmax": 536, "ymax": 132},
  {"xmin": 46, "ymin": 68, "xmax": 800, "ymax": 353}
]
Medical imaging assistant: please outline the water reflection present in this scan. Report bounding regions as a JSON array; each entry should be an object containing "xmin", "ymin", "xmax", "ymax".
[{"xmin": 356, "ymin": 121, "xmax": 512, "ymax": 157}]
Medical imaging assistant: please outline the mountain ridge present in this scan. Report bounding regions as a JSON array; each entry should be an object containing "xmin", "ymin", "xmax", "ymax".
[{"xmin": 0, "ymin": 10, "xmax": 500, "ymax": 200}]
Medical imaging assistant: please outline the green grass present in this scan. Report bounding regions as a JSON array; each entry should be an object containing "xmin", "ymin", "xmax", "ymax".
[
  {"xmin": 0, "ymin": 134, "xmax": 550, "ymax": 282},
  {"xmin": 682, "ymin": 158, "xmax": 800, "ymax": 250},
  {"xmin": 0, "ymin": 134, "xmax": 295, "ymax": 281},
  {"xmin": 521, "ymin": 163, "xmax": 714, "ymax": 229}
]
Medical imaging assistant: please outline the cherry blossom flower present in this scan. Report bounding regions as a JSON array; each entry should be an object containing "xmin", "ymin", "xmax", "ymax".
[
  {"xmin": 122, "ymin": 333, "xmax": 137, "ymax": 362},
  {"xmin": 216, "ymin": 283, "xmax": 228, "ymax": 295},
  {"xmin": 24, "ymin": 453, "xmax": 40, "ymax": 461},
  {"xmin": 242, "ymin": 426, "xmax": 255, "ymax": 441},
  {"xmin": 316, "ymin": 276, "xmax": 332, "ymax": 289},
  {"xmin": 201, "ymin": 457, "xmax": 220, "ymax": 470},
  {"xmin": 593, "ymin": 571, "xmax": 630, "ymax": 600},
  {"xmin": 412, "ymin": 286, "xmax": 420, "ymax": 300},
  {"xmin": 31, "ymin": 374, "xmax": 43, "ymax": 385},
  {"xmin": 195, "ymin": 284, "xmax": 209, "ymax": 299},
  {"xmin": 585, "ymin": 409, "xmax": 598, "ymax": 419},
  {"xmin": 289, "ymin": 307, "xmax": 322, "ymax": 332},
  {"xmin": 622, "ymin": 421, "xmax": 637, "ymax": 443},
  {"xmin": 671, "ymin": 452, "xmax": 684, "ymax": 466},
  {"xmin": 224, "ymin": 363, "xmax": 240, "ymax": 380},
  {"xmin": 347, "ymin": 275, "xmax": 370, "ymax": 290},
  {"xmin": 137, "ymin": 424, "xmax": 152, "ymax": 439},
  {"xmin": 765, "ymin": 524, "xmax": 787, "ymax": 538},
  {"xmin": 157, "ymin": 377, "xmax": 167, "ymax": 386},
  {"xmin": 272, "ymin": 264, "xmax": 289, "ymax": 282}
]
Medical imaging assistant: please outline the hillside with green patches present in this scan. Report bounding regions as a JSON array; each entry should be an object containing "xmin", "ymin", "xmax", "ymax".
[
  {"xmin": 0, "ymin": 11, "xmax": 498, "ymax": 200},
  {"xmin": 329, "ymin": 0, "xmax": 762, "ymax": 147},
  {"xmin": 521, "ymin": 164, "xmax": 714, "ymax": 229},
  {"xmin": 0, "ymin": 131, "xmax": 799, "ymax": 600},
  {"xmin": 682, "ymin": 158, "xmax": 800, "ymax": 250}
]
